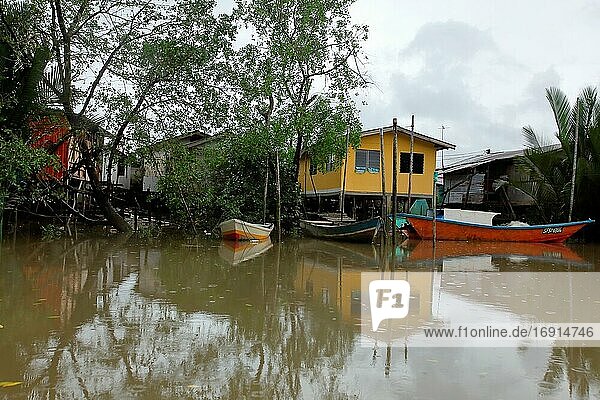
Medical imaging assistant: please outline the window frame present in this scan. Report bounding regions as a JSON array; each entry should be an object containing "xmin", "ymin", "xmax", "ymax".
[
  {"xmin": 400, "ymin": 152, "xmax": 424, "ymax": 174},
  {"xmin": 355, "ymin": 149, "xmax": 380, "ymax": 173}
]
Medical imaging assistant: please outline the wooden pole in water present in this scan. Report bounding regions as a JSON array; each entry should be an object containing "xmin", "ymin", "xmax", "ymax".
[
  {"xmin": 263, "ymin": 156, "xmax": 269, "ymax": 224},
  {"xmin": 275, "ymin": 150, "xmax": 281, "ymax": 242},
  {"xmin": 340, "ymin": 127, "xmax": 350, "ymax": 222},
  {"xmin": 432, "ymin": 171, "xmax": 437, "ymax": 244},
  {"xmin": 392, "ymin": 118, "xmax": 398, "ymax": 244},
  {"xmin": 379, "ymin": 127, "xmax": 387, "ymax": 238},
  {"xmin": 569, "ymin": 98, "xmax": 580, "ymax": 222},
  {"xmin": 407, "ymin": 115, "xmax": 415, "ymax": 212}
]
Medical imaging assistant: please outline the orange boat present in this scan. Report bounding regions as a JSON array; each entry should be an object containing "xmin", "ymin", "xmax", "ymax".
[{"xmin": 401, "ymin": 213, "xmax": 593, "ymax": 243}]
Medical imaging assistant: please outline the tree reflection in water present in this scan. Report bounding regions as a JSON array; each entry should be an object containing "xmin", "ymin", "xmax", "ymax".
[
  {"xmin": 0, "ymin": 237, "xmax": 357, "ymax": 399},
  {"xmin": 3, "ymin": 237, "xmax": 600, "ymax": 399}
]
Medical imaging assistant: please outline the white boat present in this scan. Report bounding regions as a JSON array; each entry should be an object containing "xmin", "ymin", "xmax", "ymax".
[{"xmin": 219, "ymin": 218, "xmax": 273, "ymax": 241}]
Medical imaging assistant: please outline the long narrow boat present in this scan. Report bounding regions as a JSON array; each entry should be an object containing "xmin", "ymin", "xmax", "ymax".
[
  {"xmin": 219, "ymin": 219, "xmax": 273, "ymax": 241},
  {"xmin": 399, "ymin": 213, "xmax": 593, "ymax": 243},
  {"xmin": 299, "ymin": 217, "xmax": 382, "ymax": 243}
]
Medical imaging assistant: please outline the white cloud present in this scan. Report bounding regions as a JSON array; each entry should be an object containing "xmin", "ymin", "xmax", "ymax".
[{"xmin": 352, "ymin": 0, "xmax": 600, "ymax": 155}]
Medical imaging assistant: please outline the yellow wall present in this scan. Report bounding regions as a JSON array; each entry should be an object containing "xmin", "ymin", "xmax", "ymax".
[
  {"xmin": 299, "ymin": 154, "xmax": 342, "ymax": 195},
  {"xmin": 298, "ymin": 131, "xmax": 438, "ymax": 197}
]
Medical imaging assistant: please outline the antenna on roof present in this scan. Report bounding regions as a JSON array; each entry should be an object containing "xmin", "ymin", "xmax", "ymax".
[{"xmin": 439, "ymin": 125, "xmax": 450, "ymax": 168}]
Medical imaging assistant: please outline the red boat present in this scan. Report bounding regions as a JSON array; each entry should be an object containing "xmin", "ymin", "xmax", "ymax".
[{"xmin": 401, "ymin": 213, "xmax": 593, "ymax": 243}]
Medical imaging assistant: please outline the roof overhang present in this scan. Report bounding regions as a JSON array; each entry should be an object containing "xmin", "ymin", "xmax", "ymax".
[{"xmin": 361, "ymin": 125, "xmax": 456, "ymax": 150}]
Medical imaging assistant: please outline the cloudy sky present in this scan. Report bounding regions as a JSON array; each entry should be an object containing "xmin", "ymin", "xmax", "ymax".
[{"xmin": 350, "ymin": 0, "xmax": 600, "ymax": 159}]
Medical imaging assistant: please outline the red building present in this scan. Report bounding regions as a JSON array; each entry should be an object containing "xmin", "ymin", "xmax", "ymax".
[{"xmin": 30, "ymin": 112, "xmax": 71, "ymax": 180}]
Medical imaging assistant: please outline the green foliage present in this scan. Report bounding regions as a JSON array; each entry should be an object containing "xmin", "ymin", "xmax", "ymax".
[
  {"xmin": 156, "ymin": 142, "xmax": 215, "ymax": 230},
  {"xmin": 157, "ymin": 134, "xmax": 301, "ymax": 233},
  {"xmin": 1, "ymin": 0, "xmax": 370, "ymax": 235},
  {"xmin": 136, "ymin": 224, "xmax": 162, "ymax": 240},
  {"xmin": 293, "ymin": 97, "xmax": 362, "ymax": 172},
  {"xmin": 517, "ymin": 86, "xmax": 600, "ymax": 223},
  {"xmin": 154, "ymin": 0, "xmax": 370, "ymax": 233},
  {"xmin": 234, "ymin": 0, "xmax": 368, "ymax": 177},
  {"xmin": 40, "ymin": 223, "xmax": 63, "ymax": 240},
  {"xmin": 0, "ymin": 0, "xmax": 49, "ymax": 140},
  {"xmin": 0, "ymin": 135, "xmax": 55, "ymax": 209}
]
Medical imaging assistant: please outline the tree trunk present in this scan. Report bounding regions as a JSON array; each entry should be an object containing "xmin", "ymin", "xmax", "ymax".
[
  {"xmin": 80, "ymin": 138, "xmax": 132, "ymax": 233},
  {"xmin": 292, "ymin": 131, "xmax": 303, "ymax": 181}
]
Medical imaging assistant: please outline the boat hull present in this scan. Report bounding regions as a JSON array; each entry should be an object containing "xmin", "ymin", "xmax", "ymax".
[
  {"xmin": 219, "ymin": 219, "xmax": 273, "ymax": 241},
  {"xmin": 300, "ymin": 217, "xmax": 381, "ymax": 243},
  {"xmin": 402, "ymin": 214, "xmax": 593, "ymax": 243}
]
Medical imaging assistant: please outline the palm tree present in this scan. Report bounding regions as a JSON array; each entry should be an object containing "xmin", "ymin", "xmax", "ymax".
[
  {"xmin": 0, "ymin": 1, "xmax": 51, "ymax": 139},
  {"xmin": 518, "ymin": 87, "xmax": 600, "ymax": 224}
]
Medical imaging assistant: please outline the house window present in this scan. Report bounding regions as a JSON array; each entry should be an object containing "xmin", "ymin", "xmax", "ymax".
[
  {"xmin": 355, "ymin": 149, "xmax": 380, "ymax": 173},
  {"xmin": 400, "ymin": 152, "xmax": 424, "ymax": 174}
]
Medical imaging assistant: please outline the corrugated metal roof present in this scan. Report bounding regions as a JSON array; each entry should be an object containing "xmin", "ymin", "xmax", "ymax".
[
  {"xmin": 439, "ymin": 144, "xmax": 562, "ymax": 174},
  {"xmin": 440, "ymin": 149, "xmax": 524, "ymax": 174}
]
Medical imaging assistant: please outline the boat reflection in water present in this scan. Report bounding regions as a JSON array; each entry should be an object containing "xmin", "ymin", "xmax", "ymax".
[
  {"xmin": 296, "ymin": 239, "xmax": 599, "ymax": 350},
  {"xmin": 294, "ymin": 239, "xmax": 594, "ymax": 338},
  {"xmin": 399, "ymin": 240, "xmax": 593, "ymax": 271},
  {"xmin": 218, "ymin": 238, "xmax": 273, "ymax": 265}
]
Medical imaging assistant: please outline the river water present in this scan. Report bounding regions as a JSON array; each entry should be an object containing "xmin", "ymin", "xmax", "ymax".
[{"xmin": 1, "ymin": 236, "xmax": 599, "ymax": 399}]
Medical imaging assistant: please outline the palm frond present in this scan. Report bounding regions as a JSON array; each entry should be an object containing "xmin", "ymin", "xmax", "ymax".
[
  {"xmin": 588, "ymin": 126, "xmax": 600, "ymax": 166},
  {"xmin": 546, "ymin": 86, "xmax": 572, "ymax": 145},
  {"xmin": 19, "ymin": 45, "xmax": 49, "ymax": 106},
  {"xmin": 580, "ymin": 86, "xmax": 597, "ymax": 129},
  {"xmin": 522, "ymin": 125, "xmax": 542, "ymax": 150},
  {"xmin": 37, "ymin": 65, "xmax": 62, "ymax": 105}
]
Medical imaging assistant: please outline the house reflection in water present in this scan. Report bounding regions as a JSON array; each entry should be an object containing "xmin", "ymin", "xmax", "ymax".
[{"xmin": 294, "ymin": 240, "xmax": 435, "ymax": 330}]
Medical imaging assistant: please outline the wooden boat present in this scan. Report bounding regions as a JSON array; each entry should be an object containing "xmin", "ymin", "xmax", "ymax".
[
  {"xmin": 218, "ymin": 238, "xmax": 273, "ymax": 265},
  {"xmin": 299, "ymin": 217, "xmax": 381, "ymax": 243},
  {"xmin": 399, "ymin": 213, "xmax": 593, "ymax": 243},
  {"xmin": 219, "ymin": 219, "xmax": 273, "ymax": 241}
]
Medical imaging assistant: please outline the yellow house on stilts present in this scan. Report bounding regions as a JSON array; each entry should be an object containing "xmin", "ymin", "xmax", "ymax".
[{"xmin": 298, "ymin": 125, "xmax": 455, "ymax": 219}]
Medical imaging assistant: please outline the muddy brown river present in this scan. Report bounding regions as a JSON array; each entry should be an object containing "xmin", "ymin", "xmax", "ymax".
[{"xmin": 1, "ymin": 236, "xmax": 599, "ymax": 399}]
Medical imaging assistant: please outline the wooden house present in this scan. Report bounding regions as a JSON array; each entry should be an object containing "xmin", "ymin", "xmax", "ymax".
[
  {"xmin": 29, "ymin": 111, "xmax": 101, "ymax": 185},
  {"xmin": 438, "ymin": 148, "xmax": 552, "ymax": 219},
  {"xmin": 142, "ymin": 131, "xmax": 214, "ymax": 192},
  {"xmin": 101, "ymin": 155, "xmax": 142, "ymax": 191},
  {"xmin": 298, "ymin": 125, "xmax": 455, "ymax": 219}
]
